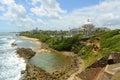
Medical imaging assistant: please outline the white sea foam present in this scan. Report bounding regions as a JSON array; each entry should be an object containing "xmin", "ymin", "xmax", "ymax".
[
  {"xmin": 0, "ymin": 34, "xmax": 26, "ymax": 80},
  {"xmin": 16, "ymin": 40, "xmax": 23, "ymax": 43}
]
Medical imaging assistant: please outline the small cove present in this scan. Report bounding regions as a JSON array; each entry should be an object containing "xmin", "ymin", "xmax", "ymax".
[
  {"xmin": 29, "ymin": 52, "xmax": 71, "ymax": 73},
  {"xmin": 19, "ymin": 36, "xmax": 72, "ymax": 73}
]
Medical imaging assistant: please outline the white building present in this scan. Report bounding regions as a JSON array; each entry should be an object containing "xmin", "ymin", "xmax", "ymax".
[{"xmin": 82, "ymin": 19, "xmax": 95, "ymax": 36}]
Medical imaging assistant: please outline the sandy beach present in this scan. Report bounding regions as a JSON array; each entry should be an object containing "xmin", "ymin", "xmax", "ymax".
[
  {"xmin": 20, "ymin": 36, "xmax": 79, "ymax": 56},
  {"xmin": 20, "ymin": 36, "xmax": 41, "ymax": 45},
  {"xmin": 20, "ymin": 36, "xmax": 51, "ymax": 53}
]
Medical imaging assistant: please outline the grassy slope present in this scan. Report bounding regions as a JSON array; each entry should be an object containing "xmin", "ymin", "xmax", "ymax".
[
  {"xmin": 100, "ymin": 29, "xmax": 120, "ymax": 53},
  {"xmin": 83, "ymin": 29, "xmax": 120, "ymax": 67}
]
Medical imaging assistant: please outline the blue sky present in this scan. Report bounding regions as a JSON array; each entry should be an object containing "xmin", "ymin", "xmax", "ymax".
[
  {"xmin": 57, "ymin": 0, "xmax": 100, "ymax": 12},
  {"xmin": 0, "ymin": 0, "xmax": 120, "ymax": 32}
]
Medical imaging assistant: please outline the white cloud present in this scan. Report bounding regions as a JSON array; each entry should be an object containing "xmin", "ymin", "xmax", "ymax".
[
  {"xmin": 44, "ymin": 0, "xmax": 120, "ymax": 30},
  {"xmin": 31, "ymin": 0, "xmax": 66, "ymax": 19},
  {"xmin": 0, "ymin": 0, "xmax": 36, "ymax": 28},
  {"xmin": 0, "ymin": 6, "xmax": 4, "ymax": 11},
  {"xmin": 0, "ymin": 0, "xmax": 120, "ymax": 31},
  {"xmin": 0, "ymin": 0, "xmax": 14, "ymax": 6}
]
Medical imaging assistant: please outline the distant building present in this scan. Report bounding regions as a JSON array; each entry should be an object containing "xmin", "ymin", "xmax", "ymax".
[
  {"xmin": 82, "ymin": 19, "xmax": 95, "ymax": 36},
  {"xmin": 31, "ymin": 27, "xmax": 43, "ymax": 34},
  {"xmin": 69, "ymin": 28, "xmax": 80, "ymax": 36}
]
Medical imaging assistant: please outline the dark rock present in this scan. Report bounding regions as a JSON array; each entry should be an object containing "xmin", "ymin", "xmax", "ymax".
[
  {"xmin": 21, "ymin": 70, "xmax": 26, "ymax": 74},
  {"xmin": 17, "ymin": 48, "xmax": 36, "ymax": 60},
  {"xmin": 11, "ymin": 43, "xmax": 17, "ymax": 47}
]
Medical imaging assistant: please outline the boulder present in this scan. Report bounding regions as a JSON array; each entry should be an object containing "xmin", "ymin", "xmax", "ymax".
[
  {"xmin": 11, "ymin": 43, "xmax": 17, "ymax": 47},
  {"xmin": 17, "ymin": 48, "xmax": 36, "ymax": 60},
  {"xmin": 21, "ymin": 70, "xmax": 26, "ymax": 74}
]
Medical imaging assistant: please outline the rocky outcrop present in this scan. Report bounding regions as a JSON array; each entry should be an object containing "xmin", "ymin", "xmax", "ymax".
[
  {"xmin": 88, "ymin": 52, "xmax": 120, "ymax": 68},
  {"xmin": 76, "ymin": 67, "xmax": 102, "ymax": 80},
  {"xmin": 76, "ymin": 52, "xmax": 120, "ymax": 80},
  {"xmin": 11, "ymin": 43, "xmax": 17, "ymax": 47},
  {"xmin": 17, "ymin": 48, "xmax": 82, "ymax": 80},
  {"xmin": 17, "ymin": 48, "xmax": 36, "ymax": 60},
  {"xmin": 51, "ymin": 55, "xmax": 81, "ymax": 80},
  {"xmin": 11, "ymin": 40, "xmax": 17, "ymax": 47},
  {"xmin": 23, "ymin": 63, "xmax": 55, "ymax": 80},
  {"xmin": 21, "ymin": 54, "xmax": 81, "ymax": 80}
]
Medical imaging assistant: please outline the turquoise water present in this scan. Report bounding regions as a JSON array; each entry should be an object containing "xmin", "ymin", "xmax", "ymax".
[{"xmin": 29, "ymin": 52, "xmax": 71, "ymax": 73}]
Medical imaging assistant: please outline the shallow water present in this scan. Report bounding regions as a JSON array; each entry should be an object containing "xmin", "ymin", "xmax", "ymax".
[
  {"xmin": 29, "ymin": 52, "xmax": 71, "ymax": 73},
  {"xmin": 14, "ymin": 34, "xmax": 40, "ymax": 49}
]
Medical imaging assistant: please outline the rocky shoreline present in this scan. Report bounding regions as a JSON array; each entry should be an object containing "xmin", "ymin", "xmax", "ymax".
[
  {"xmin": 17, "ymin": 48, "xmax": 82, "ymax": 80},
  {"xmin": 16, "ymin": 36, "xmax": 83, "ymax": 80},
  {"xmin": 17, "ymin": 48, "xmax": 36, "ymax": 60}
]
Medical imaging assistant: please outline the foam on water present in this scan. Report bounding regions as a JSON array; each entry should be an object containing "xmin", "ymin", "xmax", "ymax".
[{"xmin": 0, "ymin": 34, "xmax": 26, "ymax": 80}]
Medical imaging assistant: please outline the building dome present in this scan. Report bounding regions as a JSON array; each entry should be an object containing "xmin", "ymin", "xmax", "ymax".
[
  {"xmin": 82, "ymin": 19, "xmax": 95, "ymax": 36},
  {"xmin": 82, "ymin": 19, "xmax": 94, "ymax": 29}
]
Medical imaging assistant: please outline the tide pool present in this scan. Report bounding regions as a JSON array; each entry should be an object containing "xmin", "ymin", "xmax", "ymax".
[{"xmin": 29, "ymin": 52, "xmax": 71, "ymax": 73}]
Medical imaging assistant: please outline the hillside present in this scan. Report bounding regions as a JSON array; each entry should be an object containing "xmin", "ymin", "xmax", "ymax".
[
  {"xmin": 19, "ymin": 29, "xmax": 120, "ymax": 67},
  {"xmin": 78, "ymin": 29, "xmax": 120, "ymax": 67}
]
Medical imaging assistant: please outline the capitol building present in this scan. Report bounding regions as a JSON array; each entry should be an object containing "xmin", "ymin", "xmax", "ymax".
[{"xmin": 82, "ymin": 19, "xmax": 95, "ymax": 36}]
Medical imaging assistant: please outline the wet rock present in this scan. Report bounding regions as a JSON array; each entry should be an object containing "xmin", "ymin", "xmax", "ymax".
[
  {"xmin": 11, "ymin": 43, "xmax": 17, "ymax": 47},
  {"xmin": 17, "ymin": 48, "xmax": 36, "ymax": 60},
  {"xmin": 18, "ymin": 47, "xmax": 82, "ymax": 80},
  {"xmin": 21, "ymin": 70, "xmax": 26, "ymax": 74},
  {"xmin": 24, "ymin": 63, "xmax": 54, "ymax": 80}
]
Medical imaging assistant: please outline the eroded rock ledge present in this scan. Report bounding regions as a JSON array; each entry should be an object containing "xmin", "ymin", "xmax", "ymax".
[
  {"xmin": 23, "ymin": 63, "xmax": 54, "ymax": 80},
  {"xmin": 17, "ymin": 48, "xmax": 81, "ymax": 80},
  {"xmin": 17, "ymin": 48, "xmax": 36, "ymax": 60}
]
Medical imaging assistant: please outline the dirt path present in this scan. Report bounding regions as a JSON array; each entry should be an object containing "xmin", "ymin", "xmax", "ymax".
[{"xmin": 67, "ymin": 58, "xmax": 84, "ymax": 80}]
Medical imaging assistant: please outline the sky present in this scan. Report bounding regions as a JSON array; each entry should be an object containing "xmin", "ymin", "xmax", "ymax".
[{"xmin": 0, "ymin": 0, "xmax": 120, "ymax": 32}]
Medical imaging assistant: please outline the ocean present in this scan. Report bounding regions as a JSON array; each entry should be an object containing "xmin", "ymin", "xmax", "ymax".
[
  {"xmin": 0, "ymin": 32, "xmax": 71, "ymax": 80},
  {"xmin": 0, "ymin": 33, "xmax": 27, "ymax": 80},
  {"xmin": 0, "ymin": 32, "xmax": 42, "ymax": 80}
]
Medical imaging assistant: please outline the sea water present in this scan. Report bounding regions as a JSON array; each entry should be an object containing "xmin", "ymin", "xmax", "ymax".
[
  {"xmin": 29, "ymin": 52, "xmax": 71, "ymax": 73},
  {"xmin": 0, "ymin": 32, "xmax": 71, "ymax": 80},
  {"xmin": 0, "ymin": 33, "xmax": 26, "ymax": 80}
]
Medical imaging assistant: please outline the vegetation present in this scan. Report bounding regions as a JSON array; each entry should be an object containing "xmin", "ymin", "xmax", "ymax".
[
  {"xmin": 20, "ymin": 29, "xmax": 120, "ymax": 67},
  {"xmin": 20, "ymin": 32, "xmax": 51, "ymax": 42}
]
